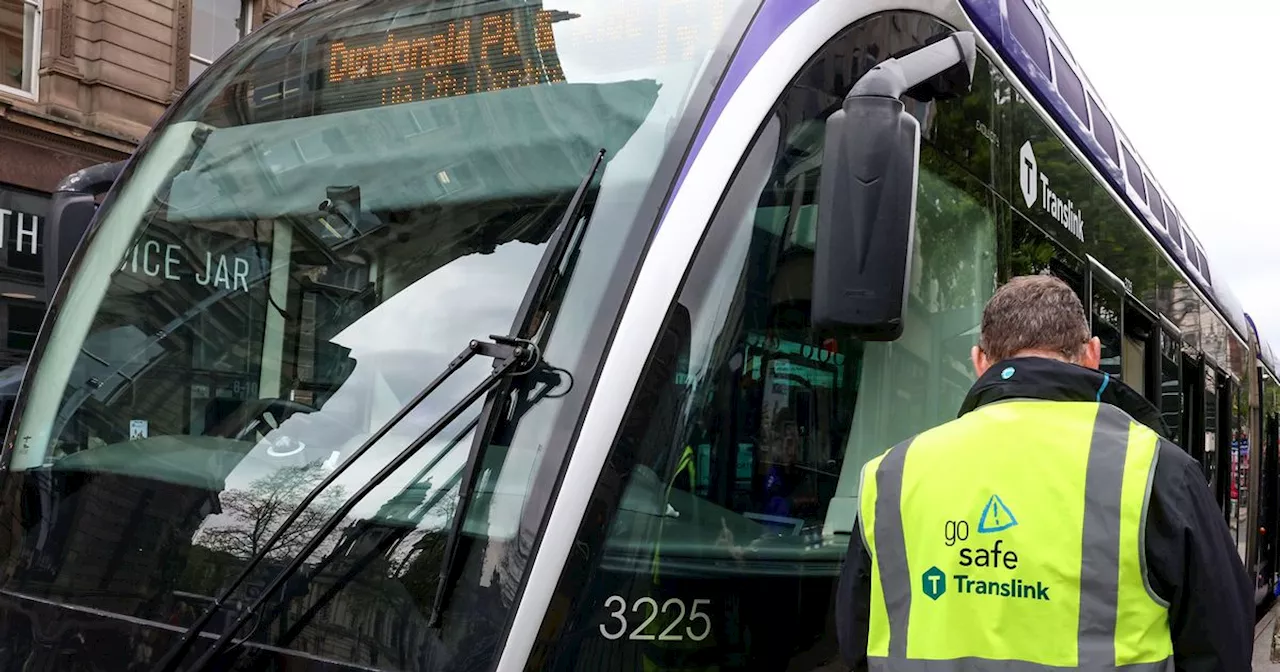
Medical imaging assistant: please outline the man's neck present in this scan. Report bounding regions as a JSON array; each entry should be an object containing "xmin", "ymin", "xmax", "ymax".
[{"xmin": 1005, "ymin": 349, "xmax": 1073, "ymax": 364}]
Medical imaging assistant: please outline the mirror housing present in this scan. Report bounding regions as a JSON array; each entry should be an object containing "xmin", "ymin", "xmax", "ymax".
[
  {"xmin": 43, "ymin": 160, "xmax": 126, "ymax": 293},
  {"xmin": 812, "ymin": 31, "xmax": 977, "ymax": 340}
]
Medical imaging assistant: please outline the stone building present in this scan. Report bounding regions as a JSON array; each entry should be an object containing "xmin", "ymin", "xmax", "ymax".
[{"xmin": 0, "ymin": 0, "xmax": 296, "ymax": 368}]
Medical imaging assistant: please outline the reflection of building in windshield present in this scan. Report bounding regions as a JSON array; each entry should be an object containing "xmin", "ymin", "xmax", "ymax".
[{"xmin": 12, "ymin": 469, "xmax": 220, "ymax": 626}]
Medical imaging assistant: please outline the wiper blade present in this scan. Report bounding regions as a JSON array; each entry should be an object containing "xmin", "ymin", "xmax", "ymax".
[
  {"xmin": 150, "ymin": 337, "xmax": 537, "ymax": 672},
  {"xmin": 233, "ymin": 366, "xmax": 572, "ymax": 668},
  {"xmin": 427, "ymin": 147, "xmax": 606, "ymax": 627},
  {"xmin": 173, "ymin": 147, "xmax": 606, "ymax": 671}
]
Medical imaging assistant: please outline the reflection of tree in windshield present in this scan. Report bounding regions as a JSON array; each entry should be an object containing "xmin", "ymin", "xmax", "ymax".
[
  {"xmin": 194, "ymin": 462, "xmax": 347, "ymax": 561},
  {"xmin": 216, "ymin": 474, "xmax": 465, "ymax": 664}
]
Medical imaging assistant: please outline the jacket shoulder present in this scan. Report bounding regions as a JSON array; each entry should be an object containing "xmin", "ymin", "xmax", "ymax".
[{"xmin": 1152, "ymin": 438, "xmax": 1200, "ymax": 479}]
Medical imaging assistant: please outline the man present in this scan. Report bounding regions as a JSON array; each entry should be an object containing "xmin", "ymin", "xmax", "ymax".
[{"xmin": 835, "ymin": 275, "xmax": 1253, "ymax": 671}]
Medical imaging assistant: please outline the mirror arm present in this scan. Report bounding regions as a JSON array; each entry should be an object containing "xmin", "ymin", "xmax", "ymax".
[
  {"xmin": 43, "ymin": 160, "xmax": 128, "ymax": 294},
  {"xmin": 849, "ymin": 32, "xmax": 976, "ymax": 99},
  {"xmin": 55, "ymin": 161, "xmax": 126, "ymax": 196}
]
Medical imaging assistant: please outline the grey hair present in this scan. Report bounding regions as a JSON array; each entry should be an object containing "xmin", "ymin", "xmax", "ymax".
[{"xmin": 978, "ymin": 274, "xmax": 1090, "ymax": 363}]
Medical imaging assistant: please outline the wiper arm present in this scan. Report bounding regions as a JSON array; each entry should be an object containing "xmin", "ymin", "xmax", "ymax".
[
  {"xmin": 233, "ymin": 366, "xmax": 572, "ymax": 668},
  {"xmin": 173, "ymin": 147, "xmax": 606, "ymax": 671},
  {"xmin": 427, "ymin": 147, "xmax": 605, "ymax": 627},
  {"xmin": 150, "ymin": 337, "xmax": 537, "ymax": 672}
]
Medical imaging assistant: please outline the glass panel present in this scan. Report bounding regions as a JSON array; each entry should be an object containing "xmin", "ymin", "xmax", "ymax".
[
  {"xmin": 191, "ymin": 0, "xmax": 244, "ymax": 62},
  {"xmin": 1092, "ymin": 279, "xmax": 1122, "ymax": 379},
  {"xmin": 1160, "ymin": 331, "xmax": 1182, "ymax": 442},
  {"xmin": 0, "ymin": 0, "xmax": 36, "ymax": 92},
  {"xmin": 1010, "ymin": 217, "xmax": 1085, "ymax": 296},
  {"xmin": 1008, "ymin": 0, "xmax": 1050, "ymax": 75},
  {"xmin": 1186, "ymin": 239, "xmax": 1201, "ymax": 269},
  {"xmin": 1262, "ymin": 407, "xmax": 1280, "ymax": 584},
  {"xmin": 1121, "ymin": 334, "xmax": 1145, "ymax": 396},
  {"xmin": 1050, "ymin": 43, "xmax": 1086, "ymax": 122},
  {"xmin": 1205, "ymin": 368, "xmax": 1219, "ymax": 488},
  {"xmin": 1088, "ymin": 96, "xmax": 1118, "ymax": 163},
  {"xmin": 5, "ymin": 0, "xmax": 754, "ymax": 667},
  {"xmin": 535, "ymin": 13, "xmax": 1000, "ymax": 667},
  {"xmin": 6, "ymin": 300, "xmax": 42, "ymax": 351},
  {"xmin": 1233, "ymin": 383, "xmax": 1248, "ymax": 563},
  {"xmin": 189, "ymin": 58, "xmax": 209, "ymax": 84},
  {"xmin": 1122, "ymin": 146, "xmax": 1145, "ymax": 202},
  {"xmin": 1168, "ymin": 212, "xmax": 1184, "ymax": 246},
  {"xmin": 1147, "ymin": 182, "xmax": 1166, "ymax": 227}
]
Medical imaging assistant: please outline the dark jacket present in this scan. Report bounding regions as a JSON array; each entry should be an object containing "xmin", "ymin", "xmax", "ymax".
[{"xmin": 835, "ymin": 356, "xmax": 1254, "ymax": 672}]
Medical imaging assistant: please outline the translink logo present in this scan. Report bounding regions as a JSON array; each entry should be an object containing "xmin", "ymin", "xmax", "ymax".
[
  {"xmin": 922, "ymin": 566, "xmax": 946, "ymax": 600},
  {"xmin": 955, "ymin": 575, "xmax": 1050, "ymax": 601},
  {"xmin": 1019, "ymin": 140, "xmax": 1039, "ymax": 209},
  {"xmin": 1018, "ymin": 140, "xmax": 1085, "ymax": 242}
]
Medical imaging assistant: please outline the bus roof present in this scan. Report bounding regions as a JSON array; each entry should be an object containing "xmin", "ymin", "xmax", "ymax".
[{"xmin": 959, "ymin": 0, "xmax": 1262, "ymax": 356}]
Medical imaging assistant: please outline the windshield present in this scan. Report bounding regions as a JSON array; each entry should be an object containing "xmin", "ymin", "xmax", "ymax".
[{"xmin": 2, "ymin": 0, "xmax": 752, "ymax": 668}]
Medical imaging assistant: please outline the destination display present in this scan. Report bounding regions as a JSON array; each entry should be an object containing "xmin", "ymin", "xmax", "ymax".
[
  {"xmin": 323, "ymin": 6, "xmax": 567, "ymax": 110},
  {"xmin": 243, "ymin": 0, "xmax": 731, "ymax": 117}
]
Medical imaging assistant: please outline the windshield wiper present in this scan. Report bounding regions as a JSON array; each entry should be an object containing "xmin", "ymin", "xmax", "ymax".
[
  {"xmin": 425, "ymin": 148, "xmax": 606, "ymax": 628},
  {"xmin": 165, "ymin": 147, "xmax": 607, "ymax": 671},
  {"xmin": 150, "ymin": 338, "xmax": 537, "ymax": 672},
  {"xmin": 232, "ymin": 365, "xmax": 573, "ymax": 670}
]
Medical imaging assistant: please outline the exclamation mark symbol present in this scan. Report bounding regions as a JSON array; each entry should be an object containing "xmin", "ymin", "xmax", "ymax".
[{"xmin": 993, "ymin": 498, "xmax": 1000, "ymax": 526}]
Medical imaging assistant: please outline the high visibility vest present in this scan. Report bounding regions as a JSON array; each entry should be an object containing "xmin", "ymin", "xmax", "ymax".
[{"xmin": 858, "ymin": 400, "xmax": 1174, "ymax": 670}]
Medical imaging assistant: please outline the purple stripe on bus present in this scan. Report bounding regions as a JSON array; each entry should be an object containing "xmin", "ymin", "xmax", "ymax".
[{"xmin": 661, "ymin": 0, "xmax": 819, "ymax": 224}]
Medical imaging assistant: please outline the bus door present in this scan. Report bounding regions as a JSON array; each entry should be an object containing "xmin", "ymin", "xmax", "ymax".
[
  {"xmin": 1229, "ymin": 371, "xmax": 1249, "ymax": 567},
  {"xmin": 1218, "ymin": 368, "xmax": 1239, "ymax": 537},
  {"xmin": 1262, "ymin": 401, "xmax": 1280, "ymax": 597},
  {"xmin": 1204, "ymin": 363, "xmax": 1231, "ymax": 518},
  {"xmin": 1181, "ymin": 352, "xmax": 1206, "ymax": 471},
  {"xmin": 1158, "ymin": 318, "xmax": 1184, "ymax": 443},
  {"xmin": 1121, "ymin": 295, "xmax": 1158, "ymax": 406},
  {"xmin": 1086, "ymin": 257, "xmax": 1124, "ymax": 381}
]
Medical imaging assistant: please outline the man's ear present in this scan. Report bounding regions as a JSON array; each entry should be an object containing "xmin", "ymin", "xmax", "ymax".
[
  {"xmin": 1079, "ymin": 337, "xmax": 1102, "ymax": 370},
  {"xmin": 971, "ymin": 345, "xmax": 992, "ymax": 378}
]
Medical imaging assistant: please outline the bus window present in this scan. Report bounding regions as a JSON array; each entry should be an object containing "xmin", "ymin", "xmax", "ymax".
[
  {"xmin": 1160, "ymin": 328, "xmax": 1183, "ymax": 443},
  {"xmin": 1121, "ymin": 335, "xmax": 1145, "ymax": 397},
  {"xmin": 1090, "ymin": 267, "xmax": 1123, "ymax": 381},
  {"xmin": 1009, "ymin": 216, "xmax": 1085, "ymax": 302},
  {"xmin": 1205, "ymin": 366, "xmax": 1221, "ymax": 497},
  {"xmin": 1121, "ymin": 300, "xmax": 1157, "ymax": 405},
  {"xmin": 1231, "ymin": 381, "xmax": 1248, "ymax": 563}
]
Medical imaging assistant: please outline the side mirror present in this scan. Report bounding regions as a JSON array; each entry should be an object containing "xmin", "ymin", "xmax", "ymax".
[
  {"xmin": 812, "ymin": 31, "xmax": 977, "ymax": 340},
  {"xmin": 43, "ymin": 161, "xmax": 126, "ymax": 293}
]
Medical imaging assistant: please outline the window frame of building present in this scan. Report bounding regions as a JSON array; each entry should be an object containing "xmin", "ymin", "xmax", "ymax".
[
  {"xmin": 188, "ymin": 0, "xmax": 252, "ymax": 86},
  {"xmin": 5, "ymin": 299, "xmax": 44, "ymax": 352},
  {"xmin": 0, "ymin": 0, "xmax": 42, "ymax": 100}
]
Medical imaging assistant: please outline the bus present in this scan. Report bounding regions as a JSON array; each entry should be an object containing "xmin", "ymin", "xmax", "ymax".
[{"xmin": 1, "ymin": 0, "xmax": 1277, "ymax": 669}]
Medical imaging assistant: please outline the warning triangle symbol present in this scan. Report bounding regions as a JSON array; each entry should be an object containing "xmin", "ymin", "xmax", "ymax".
[{"xmin": 978, "ymin": 494, "xmax": 1018, "ymax": 534}]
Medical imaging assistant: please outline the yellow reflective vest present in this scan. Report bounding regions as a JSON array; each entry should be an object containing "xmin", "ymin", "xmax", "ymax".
[{"xmin": 858, "ymin": 399, "xmax": 1174, "ymax": 670}]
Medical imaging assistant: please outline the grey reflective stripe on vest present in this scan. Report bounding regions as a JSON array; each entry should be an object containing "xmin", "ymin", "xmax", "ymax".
[
  {"xmin": 1078, "ymin": 404, "xmax": 1135, "ymax": 667},
  {"xmin": 867, "ymin": 657, "xmax": 1173, "ymax": 671},
  {"xmin": 874, "ymin": 437, "xmax": 915, "ymax": 658},
  {"xmin": 872, "ymin": 404, "xmax": 1144, "ymax": 669}
]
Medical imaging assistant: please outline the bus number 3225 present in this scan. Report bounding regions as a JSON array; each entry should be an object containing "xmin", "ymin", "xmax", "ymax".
[{"xmin": 598, "ymin": 595, "xmax": 713, "ymax": 642}]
